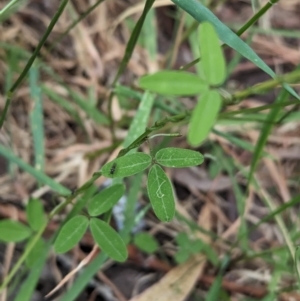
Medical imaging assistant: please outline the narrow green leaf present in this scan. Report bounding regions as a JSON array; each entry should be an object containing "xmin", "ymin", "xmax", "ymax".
[
  {"xmin": 123, "ymin": 91, "xmax": 155, "ymax": 148},
  {"xmin": 141, "ymin": 8, "xmax": 157, "ymax": 60},
  {"xmin": 112, "ymin": 0, "xmax": 155, "ymax": 85},
  {"xmin": 188, "ymin": 90, "xmax": 222, "ymax": 146},
  {"xmin": 101, "ymin": 152, "xmax": 152, "ymax": 178},
  {"xmin": 214, "ymin": 145, "xmax": 248, "ymax": 250},
  {"xmin": 88, "ymin": 184, "xmax": 125, "ymax": 216},
  {"xmin": 68, "ymin": 89, "xmax": 109, "ymax": 125},
  {"xmin": 139, "ymin": 71, "xmax": 208, "ymax": 96},
  {"xmin": 26, "ymin": 198, "xmax": 47, "ymax": 232},
  {"xmin": 134, "ymin": 232, "xmax": 159, "ymax": 253},
  {"xmin": 0, "ymin": 220, "xmax": 31, "ymax": 242},
  {"xmin": 89, "ymin": 218, "xmax": 128, "ymax": 262},
  {"xmin": 29, "ymin": 65, "xmax": 45, "ymax": 172},
  {"xmin": 0, "ymin": 144, "xmax": 70, "ymax": 195},
  {"xmin": 0, "ymin": 0, "xmax": 25, "ymax": 22},
  {"xmin": 253, "ymin": 194, "xmax": 300, "ymax": 230},
  {"xmin": 205, "ymin": 273, "xmax": 223, "ymax": 301},
  {"xmin": 42, "ymin": 85, "xmax": 83, "ymax": 127},
  {"xmin": 155, "ymin": 147, "xmax": 204, "ymax": 168},
  {"xmin": 121, "ymin": 173, "xmax": 143, "ymax": 242},
  {"xmin": 295, "ymin": 247, "xmax": 300, "ymax": 290},
  {"xmin": 199, "ymin": 22, "xmax": 226, "ymax": 86},
  {"xmin": 54, "ymin": 215, "xmax": 89, "ymax": 253},
  {"xmin": 213, "ymin": 129, "xmax": 272, "ymax": 159},
  {"xmin": 147, "ymin": 164, "xmax": 175, "ymax": 222}
]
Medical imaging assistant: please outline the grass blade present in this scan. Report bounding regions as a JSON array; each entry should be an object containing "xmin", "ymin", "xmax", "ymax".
[
  {"xmin": 112, "ymin": 0, "xmax": 155, "ymax": 85},
  {"xmin": 0, "ymin": 144, "xmax": 69, "ymax": 195},
  {"xmin": 68, "ymin": 89, "xmax": 109, "ymax": 125},
  {"xmin": 213, "ymin": 129, "xmax": 271, "ymax": 159},
  {"xmin": 41, "ymin": 85, "xmax": 84, "ymax": 128},
  {"xmin": 121, "ymin": 173, "xmax": 143, "ymax": 242},
  {"xmin": 123, "ymin": 91, "xmax": 155, "ymax": 148},
  {"xmin": 49, "ymin": 0, "xmax": 105, "ymax": 51},
  {"xmin": 214, "ymin": 145, "xmax": 248, "ymax": 249},
  {"xmin": 247, "ymin": 89, "xmax": 288, "ymax": 186},
  {"xmin": 29, "ymin": 65, "xmax": 45, "ymax": 172}
]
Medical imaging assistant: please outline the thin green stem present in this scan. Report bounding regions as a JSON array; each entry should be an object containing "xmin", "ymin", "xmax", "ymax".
[
  {"xmin": 48, "ymin": 0, "xmax": 105, "ymax": 52},
  {"xmin": 107, "ymin": 0, "xmax": 155, "ymax": 141},
  {"xmin": 228, "ymin": 69, "xmax": 300, "ymax": 103},
  {"xmin": 111, "ymin": 0, "xmax": 155, "ymax": 86},
  {"xmin": 0, "ymin": 0, "xmax": 69, "ymax": 129},
  {"xmin": 236, "ymin": 0, "xmax": 279, "ymax": 36},
  {"xmin": 0, "ymin": 225, "xmax": 45, "ymax": 291},
  {"xmin": 0, "ymin": 0, "xmax": 19, "ymax": 15}
]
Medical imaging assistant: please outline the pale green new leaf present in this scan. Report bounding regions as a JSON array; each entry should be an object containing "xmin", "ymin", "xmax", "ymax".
[
  {"xmin": 101, "ymin": 152, "xmax": 152, "ymax": 178},
  {"xmin": 54, "ymin": 215, "xmax": 89, "ymax": 253},
  {"xmin": 147, "ymin": 164, "xmax": 175, "ymax": 222},
  {"xmin": 0, "ymin": 219, "xmax": 31, "ymax": 242},
  {"xmin": 188, "ymin": 90, "xmax": 222, "ymax": 146},
  {"xmin": 26, "ymin": 198, "xmax": 47, "ymax": 232},
  {"xmin": 155, "ymin": 147, "xmax": 204, "ymax": 168},
  {"xmin": 88, "ymin": 184, "xmax": 125, "ymax": 216},
  {"xmin": 199, "ymin": 22, "xmax": 226, "ymax": 86},
  {"xmin": 89, "ymin": 218, "xmax": 128, "ymax": 262},
  {"xmin": 139, "ymin": 71, "xmax": 208, "ymax": 96}
]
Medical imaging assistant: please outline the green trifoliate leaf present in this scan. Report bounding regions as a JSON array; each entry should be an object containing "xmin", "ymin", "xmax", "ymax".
[
  {"xmin": 88, "ymin": 184, "xmax": 125, "ymax": 216},
  {"xmin": 0, "ymin": 219, "xmax": 31, "ymax": 242},
  {"xmin": 89, "ymin": 218, "xmax": 128, "ymax": 262},
  {"xmin": 147, "ymin": 164, "xmax": 175, "ymax": 222},
  {"xmin": 26, "ymin": 198, "xmax": 47, "ymax": 231},
  {"xmin": 134, "ymin": 232, "xmax": 159, "ymax": 253},
  {"xmin": 155, "ymin": 147, "xmax": 204, "ymax": 168},
  {"xmin": 139, "ymin": 71, "xmax": 208, "ymax": 96},
  {"xmin": 199, "ymin": 22, "xmax": 226, "ymax": 86},
  {"xmin": 54, "ymin": 215, "xmax": 89, "ymax": 253},
  {"xmin": 101, "ymin": 153, "xmax": 152, "ymax": 178},
  {"xmin": 188, "ymin": 90, "xmax": 222, "ymax": 146}
]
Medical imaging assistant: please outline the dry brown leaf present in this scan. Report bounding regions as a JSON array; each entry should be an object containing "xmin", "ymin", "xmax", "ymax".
[{"xmin": 129, "ymin": 204, "xmax": 212, "ymax": 301}]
